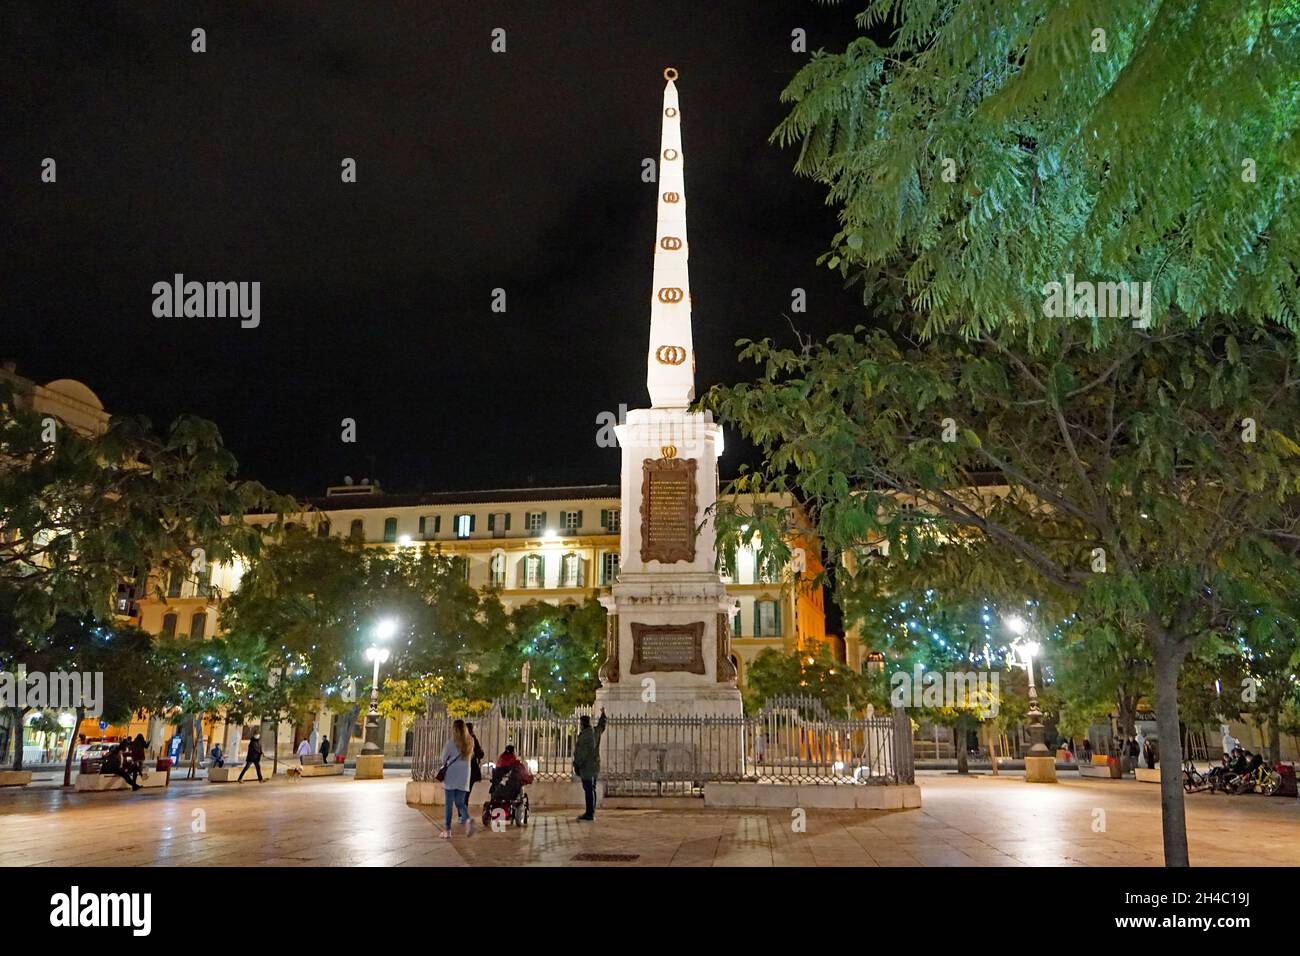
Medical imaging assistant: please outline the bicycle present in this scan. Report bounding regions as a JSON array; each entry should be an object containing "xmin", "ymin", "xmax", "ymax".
[{"xmin": 1182, "ymin": 759, "xmax": 1210, "ymax": 793}]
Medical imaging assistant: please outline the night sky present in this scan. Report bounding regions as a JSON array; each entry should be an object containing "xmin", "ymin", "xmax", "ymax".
[{"xmin": 2, "ymin": 2, "xmax": 871, "ymax": 497}]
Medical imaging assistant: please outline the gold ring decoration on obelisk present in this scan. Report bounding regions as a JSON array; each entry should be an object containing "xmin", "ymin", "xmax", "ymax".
[
  {"xmin": 655, "ymin": 344, "xmax": 687, "ymax": 364},
  {"xmin": 664, "ymin": 67, "xmax": 679, "ymax": 81},
  {"xmin": 661, "ymin": 444, "xmax": 677, "ymax": 460}
]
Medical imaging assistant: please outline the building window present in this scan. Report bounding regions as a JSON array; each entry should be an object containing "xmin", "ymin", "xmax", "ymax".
[
  {"xmin": 600, "ymin": 551, "xmax": 620, "ymax": 586},
  {"xmin": 561, "ymin": 553, "xmax": 584, "ymax": 587},
  {"xmin": 754, "ymin": 549, "xmax": 777, "ymax": 584},
  {"xmin": 454, "ymin": 513, "xmax": 475, "ymax": 538},
  {"xmin": 525, "ymin": 511, "xmax": 545, "ymax": 534},
  {"xmin": 161, "ymin": 613, "xmax": 177, "ymax": 638},
  {"xmin": 166, "ymin": 570, "xmax": 182, "ymax": 599},
  {"xmin": 190, "ymin": 612, "xmax": 206, "ymax": 640},
  {"xmin": 522, "ymin": 553, "xmax": 544, "ymax": 588},
  {"xmin": 562, "ymin": 510, "xmax": 582, "ymax": 534},
  {"xmin": 601, "ymin": 508, "xmax": 621, "ymax": 533},
  {"xmin": 755, "ymin": 599, "xmax": 782, "ymax": 637},
  {"xmin": 487, "ymin": 512, "xmax": 511, "ymax": 537},
  {"xmin": 195, "ymin": 566, "xmax": 211, "ymax": 598},
  {"xmin": 732, "ymin": 609, "xmax": 742, "ymax": 638},
  {"xmin": 489, "ymin": 553, "xmax": 506, "ymax": 588},
  {"xmin": 419, "ymin": 515, "xmax": 440, "ymax": 539},
  {"xmin": 383, "ymin": 517, "xmax": 398, "ymax": 542},
  {"xmin": 316, "ymin": 520, "xmax": 330, "ymax": 538},
  {"xmin": 455, "ymin": 556, "xmax": 470, "ymax": 583},
  {"xmin": 349, "ymin": 519, "xmax": 365, "ymax": 540}
]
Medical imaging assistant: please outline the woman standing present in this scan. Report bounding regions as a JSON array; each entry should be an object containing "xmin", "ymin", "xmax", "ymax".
[{"xmin": 439, "ymin": 720, "xmax": 475, "ymax": 839}]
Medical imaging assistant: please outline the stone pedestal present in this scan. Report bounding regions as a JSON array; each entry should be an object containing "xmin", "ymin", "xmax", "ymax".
[
  {"xmin": 1024, "ymin": 755, "xmax": 1058, "ymax": 783},
  {"xmin": 354, "ymin": 754, "xmax": 384, "ymax": 780}
]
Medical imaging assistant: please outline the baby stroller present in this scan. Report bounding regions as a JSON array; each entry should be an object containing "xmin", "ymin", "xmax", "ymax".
[{"xmin": 481, "ymin": 749, "xmax": 533, "ymax": 828}]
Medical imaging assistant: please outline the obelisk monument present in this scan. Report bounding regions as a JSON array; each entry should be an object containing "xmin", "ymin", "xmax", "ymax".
[{"xmin": 595, "ymin": 68, "xmax": 743, "ymax": 718}]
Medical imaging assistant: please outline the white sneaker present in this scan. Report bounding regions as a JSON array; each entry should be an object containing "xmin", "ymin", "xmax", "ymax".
[
  {"xmin": 439, "ymin": 829, "xmax": 452, "ymax": 839},
  {"xmin": 464, "ymin": 819, "xmax": 475, "ymax": 837}
]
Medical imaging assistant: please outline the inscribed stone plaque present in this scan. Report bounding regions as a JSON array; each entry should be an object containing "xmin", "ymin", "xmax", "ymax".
[
  {"xmin": 630, "ymin": 622, "xmax": 706, "ymax": 675},
  {"xmin": 640, "ymin": 457, "xmax": 697, "ymax": 564}
]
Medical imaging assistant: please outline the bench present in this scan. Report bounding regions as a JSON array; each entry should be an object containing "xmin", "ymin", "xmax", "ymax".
[
  {"xmin": 1078, "ymin": 755, "xmax": 1123, "ymax": 779},
  {"xmin": 1134, "ymin": 766, "xmax": 1161, "ymax": 783},
  {"xmin": 0, "ymin": 770, "xmax": 33, "ymax": 787},
  {"xmin": 291, "ymin": 754, "xmax": 343, "ymax": 778},
  {"xmin": 75, "ymin": 767, "xmax": 168, "ymax": 792}
]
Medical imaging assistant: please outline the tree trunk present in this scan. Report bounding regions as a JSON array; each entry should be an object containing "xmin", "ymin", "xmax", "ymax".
[
  {"xmin": 272, "ymin": 721, "xmax": 279, "ymax": 778},
  {"xmin": 1265, "ymin": 716, "xmax": 1281, "ymax": 765},
  {"xmin": 954, "ymin": 718, "xmax": 969, "ymax": 774},
  {"xmin": 11, "ymin": 707, "xmax": 27, "ymax": 771},
  {"xmin": 62, "ymin": 705, "xmax": 85, "ymax": 787},
  {"xmin": 186, "ymin": 716, "xmax": 200, "ymax": 780},
  {"xmin": 986, "ymin": 723, "xmax": 999, "ymax": 776},
  {"xmin": 338, "ymin": 704, "xmax": 360, "ymax": 763},
  {"xmin": 1152, "ymin": 640, "xmax": 1190, "ymax": 867}
]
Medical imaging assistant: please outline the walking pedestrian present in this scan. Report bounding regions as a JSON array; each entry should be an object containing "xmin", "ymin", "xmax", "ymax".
[
  {"xmin": 238, "ymin": 732, "xmax": 265, "ymax": 783},
  {"xmin": 319, "ymin": 736, "xmax": 332, "ymax": 764},
  {"xmin": 572, "ymin": 708, "xmax": 607, "ymax": 822},
  {"xmin": 439, "ymin": 719, "xmax": 475, "ymax": 839},
  {"xmin": 296, "ymin": 738, "xmax": 313, "ymax": 760}
]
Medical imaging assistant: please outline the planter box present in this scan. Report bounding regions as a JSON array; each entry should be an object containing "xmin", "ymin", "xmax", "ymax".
[
  {"xmin": 1079, "ymin": 763, "xmax": 1123, "ymax": 779},
  {"xmin": 0, "ymin": 770, "xmax": 33, "ymax": 787},
  {"xmin": 1134, "ymin": 767, "xmax": 1161, "ymax": 783},
  {"xmin": 75, "ymin": 772, "xmax": 167, "ymax": 792}
]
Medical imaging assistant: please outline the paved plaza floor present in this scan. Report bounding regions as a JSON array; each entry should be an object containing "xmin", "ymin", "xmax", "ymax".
[{"xmin": 0, "ymin": 770, "xmax": 1295, "ymax": 867}]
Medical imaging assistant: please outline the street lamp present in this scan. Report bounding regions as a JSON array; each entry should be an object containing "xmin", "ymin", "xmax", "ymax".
[
  {"xmin": 1006, "ymin": 614, "xmax": 1054, "ymax": 782},
  {"xmin": 360, "ymin": 619, "xmax": 396, "ymax": 765}
]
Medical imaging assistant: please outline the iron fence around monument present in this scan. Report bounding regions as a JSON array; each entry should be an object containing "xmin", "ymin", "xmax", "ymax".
[{"xmin": 410, "ymin": 695, "xmax": 914, "ymax": 793}]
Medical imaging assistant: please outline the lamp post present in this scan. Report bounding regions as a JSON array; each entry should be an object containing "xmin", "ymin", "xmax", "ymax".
[
  {"xmin": 357, "ymin": 619, "xmax": 396, "ymax": 778},
  {"xmin": 1007, "ymin": 614, "xmax": 1055, "ymax": 782}
]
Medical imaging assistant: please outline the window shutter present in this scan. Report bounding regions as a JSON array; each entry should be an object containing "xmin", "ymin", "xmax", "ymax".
[
  {"xmin": 419, "ymin": 516, "xmax": 426, "ymax": 536},
  {"xmin": 505, "ymin": 513, "xmax": 512, "ymax": 531},
  {"xmin": 538, "ymin": 554, "xmax": 546, "ymax": 587},
  {"xmin": 434, "ymin": 515, "xmax": 441, "ymax": 534},
  {"xmin": 774, "ymin": 600, "xmax": 782, "ymax": 636},
  {"xmin": 540, "ymin": 511, "xmax": 548, "ymax": 532},
  {"xmin": 600, "ymin": 509, "xmax": 608, "ymax": 529},
  {"xmin": 517, "ymin": 557, "xmax": 526, "ymax": 587},
  {"xmin": 469, "ymin": 514, "xmax": 476, "ymax": 533},
  {"xmin": 578, "ymin": 557, "xmax": 587, "ymax": 587},
  {"xmin": 753, "ymin": 601, "xmax": 760, "ymax": 637},
  {"xmin": 733, "ymin": 611, "xmax": 741, "ymax": 638},
  {"xmin": 487, "ymin": 513, "xmax": 495, "ymax": 532},
  {"xmin": 577, "ymin": 510, "xmax": 584, "ymax": 530}
]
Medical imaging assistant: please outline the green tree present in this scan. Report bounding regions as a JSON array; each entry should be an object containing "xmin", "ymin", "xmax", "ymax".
[
  {"xmin": 743, "ymin": 644, "xmax": 875, "ymax": 716},
  {"xmin": 773, "ymin": 0, "xmax": 1300, "ymax": 340},
  {"xmin": 707, "ymin": 319, "xmax": 1300, "ymax": 866},
  {"xmin": 0, "ymin": 380, "xmax": 290, "ymax": 629},
  {"xmin": 499, "ymin": 600, "xmax": 606, "ymax": 713}
]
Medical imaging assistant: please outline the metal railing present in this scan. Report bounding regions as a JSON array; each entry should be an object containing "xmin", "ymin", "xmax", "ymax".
[{"xmin": 411, "ymin": 695, "xmax": 914, "ymax": 793}]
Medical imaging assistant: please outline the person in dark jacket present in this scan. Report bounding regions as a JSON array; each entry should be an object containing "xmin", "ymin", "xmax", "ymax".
[
  {"xmin": 102, "ymin": 743, "xmax": 140, "ymax": 791},
  {"xmin": 238, "ymin": 732, "xmax": 265, "ymax": 782},
  {"xmin": 210, "ymin": 744, "xmax": 224, "ymax": 768},
  {"xmin": 572, "ymin": 708, "xmax": 606, "ymax": 822},
  {"xmin": 127, "ymin": 733, "xmax": 148, "ymax": 785},
  {"xmin": 466, "ymin": 722, "xmax": 485, "ymax": 799},
  {"xmin": 319, "ymin": 736, "xmax": 331, "ymax": 764}
]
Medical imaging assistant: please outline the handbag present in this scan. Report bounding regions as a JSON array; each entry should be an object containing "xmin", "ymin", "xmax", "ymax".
[{"xmin": 436, "ymin": 751, "xmax": 459, "ymax": 783}]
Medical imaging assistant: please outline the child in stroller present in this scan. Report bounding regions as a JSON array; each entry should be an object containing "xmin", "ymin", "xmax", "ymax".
[{"xmin": 482, "ymin": 745, "xmax": 533, "ymax": 828}]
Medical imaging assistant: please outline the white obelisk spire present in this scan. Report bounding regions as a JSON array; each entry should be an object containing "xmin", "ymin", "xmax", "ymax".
[{"xmin": 647, "ymin": 67, "xmax": 694, "ymax": 409}]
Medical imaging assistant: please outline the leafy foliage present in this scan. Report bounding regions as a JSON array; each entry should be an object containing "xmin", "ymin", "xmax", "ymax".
[{"xmin": 776, "ymin": 0, "xmax": 1300, "ymax": 339}]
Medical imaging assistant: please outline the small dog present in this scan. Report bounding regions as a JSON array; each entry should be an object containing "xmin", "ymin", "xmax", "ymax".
[{"xmin": 286, "ymin": 766, "xmax": 302, "ymax": 780}]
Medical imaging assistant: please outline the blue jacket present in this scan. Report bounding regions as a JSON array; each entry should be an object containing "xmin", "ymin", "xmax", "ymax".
[{"xmin": 439, "ymin": 739, "xmax": 472, "ymax": 791}]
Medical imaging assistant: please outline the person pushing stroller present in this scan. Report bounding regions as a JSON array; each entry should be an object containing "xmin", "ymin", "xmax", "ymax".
[{"xmin": 482, "ymin": 745, "xmax": 533, "ymax": 828}]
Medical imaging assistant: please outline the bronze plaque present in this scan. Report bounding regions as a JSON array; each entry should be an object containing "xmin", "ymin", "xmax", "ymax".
[
  {"xmin": 598, "ymin": 613, "xmax": 620, "ymax": 684},
  {"xmin": 715, "ymin": 613, "xmax": 737, "ymax": 683},
  {"xmin": 640, "ymin": 457, "xmax": 697, "ymax": 563},
  {"xmin": 630, "ymin": 622, "xmax": 705, "ymax": 675}
]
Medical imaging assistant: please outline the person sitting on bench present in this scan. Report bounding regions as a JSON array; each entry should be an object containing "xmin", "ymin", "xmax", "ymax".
[{"xmin": 102, "ymin": 743, "xmax": 140, "ymax": 792}]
